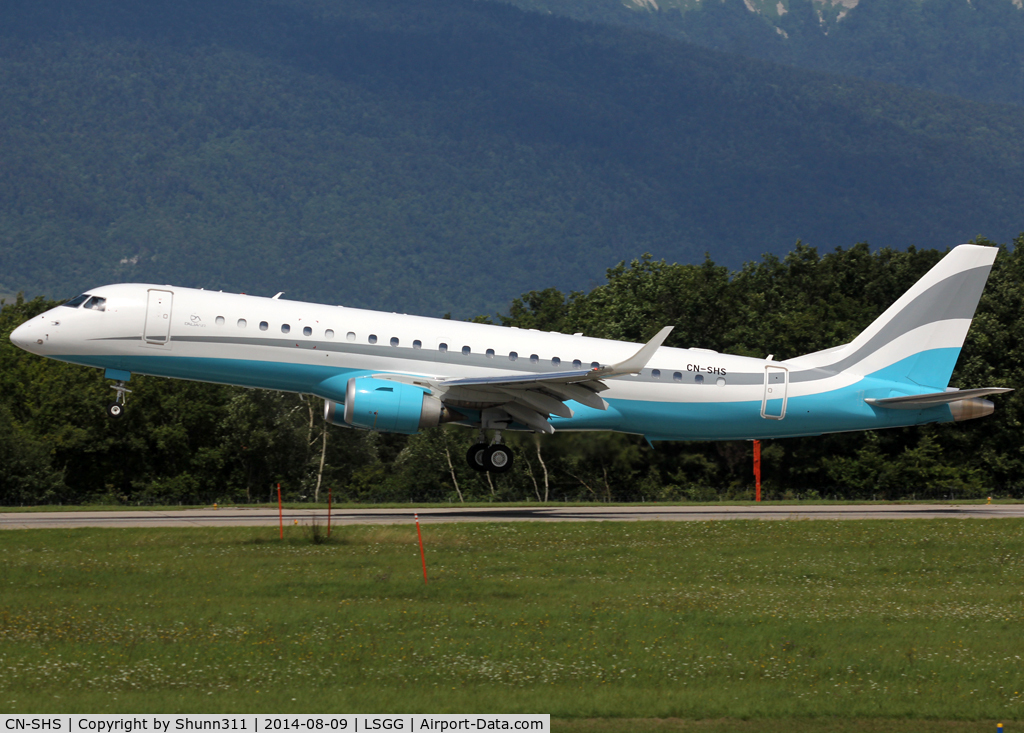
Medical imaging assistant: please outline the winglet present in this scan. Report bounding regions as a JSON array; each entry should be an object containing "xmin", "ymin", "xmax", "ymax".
[{"xmin": 599, "ymin": 326, "xmax": 673, "ymax": 377}]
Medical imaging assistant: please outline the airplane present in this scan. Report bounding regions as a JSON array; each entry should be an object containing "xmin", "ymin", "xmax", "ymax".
[{"xmin": 8, "ymin": 244, "xmax": 1012, "ymax": 473}]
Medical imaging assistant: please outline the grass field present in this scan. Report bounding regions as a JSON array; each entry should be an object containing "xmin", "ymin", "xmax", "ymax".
[{"xmin": 0, "ymin": 519, "xmax": 1021, "ymax": 728}]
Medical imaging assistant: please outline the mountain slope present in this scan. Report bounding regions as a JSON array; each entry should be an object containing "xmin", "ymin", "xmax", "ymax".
[
  {"xmin": 498, "ymin": 0, "xmax": 1024, "ymax": 107},
  {"xmin": 1, "ymin": 0, "xmax": 1022, "ymax": 315}
]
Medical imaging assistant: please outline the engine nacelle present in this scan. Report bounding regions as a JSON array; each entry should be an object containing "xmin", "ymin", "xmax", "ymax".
[{"xmin": 323, "ymin": 377, "xmax": 450, "ymax": 434}]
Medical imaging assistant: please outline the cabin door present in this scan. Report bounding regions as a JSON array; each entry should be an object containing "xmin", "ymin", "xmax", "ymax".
[
  {"xmin": 761, "ymin": 365, "xmax": 788, "ymax": 420},
  {"xmin": 144, "ymin": 289, "xmax": 173, "ymax": 345}
]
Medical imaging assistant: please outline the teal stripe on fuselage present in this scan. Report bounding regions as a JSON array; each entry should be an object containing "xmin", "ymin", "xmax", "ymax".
[
  {"xmin": 574, "ymin": 350, "xmax": 959, "ymax": 440},
  {"xmin": 56, "ymin": 349, "xmax": 957, "ymax": 441},
  {"xmin": 575, "ymin": 385, "xmax": 951, "ymax": 442},
  {"xmin": 56, "ymin": 353, "xmax": 367, "ymax": 403}
]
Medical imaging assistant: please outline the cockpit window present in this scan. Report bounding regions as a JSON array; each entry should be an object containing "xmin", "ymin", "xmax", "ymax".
[
  {"xmin": 83, "ymin": 296, "xmax": 106, "ymax": 312},
  {"xmin": 63, "ymin": 294, "xmax": 90, "ymax": 308}
]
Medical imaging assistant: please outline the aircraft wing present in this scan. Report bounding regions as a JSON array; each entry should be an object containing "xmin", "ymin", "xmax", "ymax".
[{"xmin": 430, "ymin": 326, "xmax": 673, "ymax": 433}]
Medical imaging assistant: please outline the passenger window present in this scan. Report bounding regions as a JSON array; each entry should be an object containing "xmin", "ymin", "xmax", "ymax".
[
  {"xmin": 237, "ymin": 319, "xmax": 247, "ymax": 328},
  {"xmin": 325, "ymin": 329, "xmax": 335, "ymax": 339},
  {"xmin": 391, "ymin": 337, "xmax": 400, "ymax": 347},
  {"xmin": 303, "ymin": 326, "xmax": 312, "ymax": 336},
  {"xmin": 439, "ymin": 343, "xmax": 448, "ymax": 353},
  {"xmin": 413, "ymin": 340, "xmax": 422, "ymax": 349},
  {"xmin": 369, "ymin": 334, "xmax": 377, "ymax": 344},
  {"xmin": 83, "ymin": 296, "xmax": 106, "ymax": 311},
  {"xmin": 462, "ymin": 345, "xmax": 471, "ymax": 356},
  {"xmin": 573, "ymin": 360, "xmax": 582, "ymax": 369},
  {"xmin": 652, "ymin": 369, "xmax": 661, "ymax": 379},
  {"xmin": 591, "ymin": 362, "xmax": 600, "ymax": 369},
  {"xmin": 486, "ymin": 349, "xmax": 495, "ymax": 358},
  {"xmin": 673, "ymin": 372, "xmax": 682, "ymax": 382},
  {"xmin": 346, "ymin": 332, "xmax": 355, "ymax": 342},
  {"xmin": 694, "ymin": 374, "xmax": 704, "ymax": 384},
  {"xmin": 716, "ymin": 377, "xmax": 727, "ymax": 386},
  {"xmin": 215, "ymin": 316, "xmax": 225, "ymax": 326},
  {"xmin": 260, "ymin": 321, "xmax": 269, "ymax": 331},
  {"xmin": 281, "ymin": 324, "xmax": 291, "ymax": 334},
  {"xmin": 530, "ymin": 354, "xmax": 539, "ymax": 364},
  {"xmin": 509, "ymin": 351, "xmax": 518, "ymax": 361},
  {"xmin": 63, "ymin": 294, "xmax": 89, "ymax": 308}
]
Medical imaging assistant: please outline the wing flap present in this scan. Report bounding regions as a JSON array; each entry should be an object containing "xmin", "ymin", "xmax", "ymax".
[
  {"xmin": 503, "ymin": 402, "xmax": 556, "ymax": 434},
  {"xmin": 502, "ymin": 388, "xmax": 574, "ymax": 419},
  {"xmin": 543, "ymin": 382, "xmax": 608, "ymax": 411}
]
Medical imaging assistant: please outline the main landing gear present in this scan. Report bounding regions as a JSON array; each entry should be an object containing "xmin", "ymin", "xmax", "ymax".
[
  {"xmin": 466, "ymin": 430, "xmax": 514, "ymax": 474},
  {"xmin": 106, "ymin": 380, "xmax": 131, "ymax": 419}
]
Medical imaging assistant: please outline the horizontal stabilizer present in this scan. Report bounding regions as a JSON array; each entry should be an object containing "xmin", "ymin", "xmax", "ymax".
[{"xmin": 865, "ymin": 387, "xmax": 1013, "ymax": 409}]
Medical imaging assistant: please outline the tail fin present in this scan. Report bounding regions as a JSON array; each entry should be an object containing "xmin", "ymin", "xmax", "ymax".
[{"xmin": 797, "ymin": 245, "xmax": 997, "ymax": 389}]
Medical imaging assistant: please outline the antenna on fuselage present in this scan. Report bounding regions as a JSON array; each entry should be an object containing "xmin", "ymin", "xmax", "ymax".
[{"xmin": 272, "ymin": 292, "xmax": 284, "ymax": 299}]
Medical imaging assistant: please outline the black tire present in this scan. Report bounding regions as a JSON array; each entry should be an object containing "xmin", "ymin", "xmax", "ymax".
[
  {"xmin": 484, "ymin": 444, "xmax": 514, "ymax": 474},
  {"xmin": 106, "ymin": 402, "xmax": 124, "ymax": 419},
  {"xmin": 466, "ymin": 443, "xmax": 487, "ymax": 472}
]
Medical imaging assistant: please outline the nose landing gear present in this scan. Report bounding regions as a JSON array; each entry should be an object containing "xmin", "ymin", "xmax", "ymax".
[
  {"xmin": 106, "ymin": 380, "xmax": 131, "ymax": 419},
  {"xmin": 466, "ymin": 429, "xmax": 515, "ymax": 473}
]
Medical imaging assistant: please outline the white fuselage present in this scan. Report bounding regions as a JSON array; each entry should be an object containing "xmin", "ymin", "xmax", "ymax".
[{"xmin": 9, "ymin": 283, "xmax": 960, "ymax": 441}]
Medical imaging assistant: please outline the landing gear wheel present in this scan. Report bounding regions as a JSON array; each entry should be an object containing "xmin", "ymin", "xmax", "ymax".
[
  {"xmin": 483, "ymin": 444, "xmax": 514, "ymax": 474},
  {"xmin": 466, "ymin": 443, "xmax": 487, "ymax": 472},
  {"xmin": 107, "ymin": 380, "xmax": 131, "ymax": 419}
]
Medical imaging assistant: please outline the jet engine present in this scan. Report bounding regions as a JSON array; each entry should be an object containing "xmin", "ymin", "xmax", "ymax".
[{"xmin": 323, "ymin": 377, "xmax": 455, "ymax": 434}]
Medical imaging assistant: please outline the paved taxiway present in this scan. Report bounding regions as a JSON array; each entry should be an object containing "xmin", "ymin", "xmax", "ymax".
[{"xmin": 1, "ymin": 504, "xmax": 1023, "ymax": 529}]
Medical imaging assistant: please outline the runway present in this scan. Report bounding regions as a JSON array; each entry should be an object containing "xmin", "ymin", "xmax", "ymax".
[{"xmin": 1, "ymin": 503, "xmax": 1023, "ymax": 529}]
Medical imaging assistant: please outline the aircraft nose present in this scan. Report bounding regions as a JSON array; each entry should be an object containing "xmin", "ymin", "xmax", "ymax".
[{"xmin": 9, "ymin": 320, "xmax": 39, "ymax": 352}]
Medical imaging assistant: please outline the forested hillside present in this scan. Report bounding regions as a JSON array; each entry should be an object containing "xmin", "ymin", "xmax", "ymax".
[
  {"xmin": 499, "ymin": 0, "xmax": 1024, "ymax": 107},
  {"xmin": 2, "ymin": 238, "xmax": 1021, "ymax": 507},
  {"xmin": 2, "ymin": 0, "xmax": 1023, "ymax": 316}
]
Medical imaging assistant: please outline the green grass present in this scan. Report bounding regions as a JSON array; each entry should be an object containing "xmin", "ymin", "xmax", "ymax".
[{"xmin": 0, "ymin": 520, "xmax": 1022, "ymax": 723}]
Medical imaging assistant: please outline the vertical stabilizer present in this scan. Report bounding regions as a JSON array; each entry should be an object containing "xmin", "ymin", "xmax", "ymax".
[{"xmin": 799, "ymin": 245, "xmax": 997, "ymax": 389}]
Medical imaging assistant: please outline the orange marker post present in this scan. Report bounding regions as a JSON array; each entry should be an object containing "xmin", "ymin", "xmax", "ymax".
[
  {"xmin": 328, "ymin": 487, "xmax": 333, "ymax": 537},
  {"xmin": 415, "ymin": 513, "xmax": 428, "ymax": 585},
  {"xmin": 277, "ymin": 483, "xmax": 284, "ymax": 539},
  {"xmin": 753, "ymin": 440, "xmax": 761, "ymax": 502}
]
